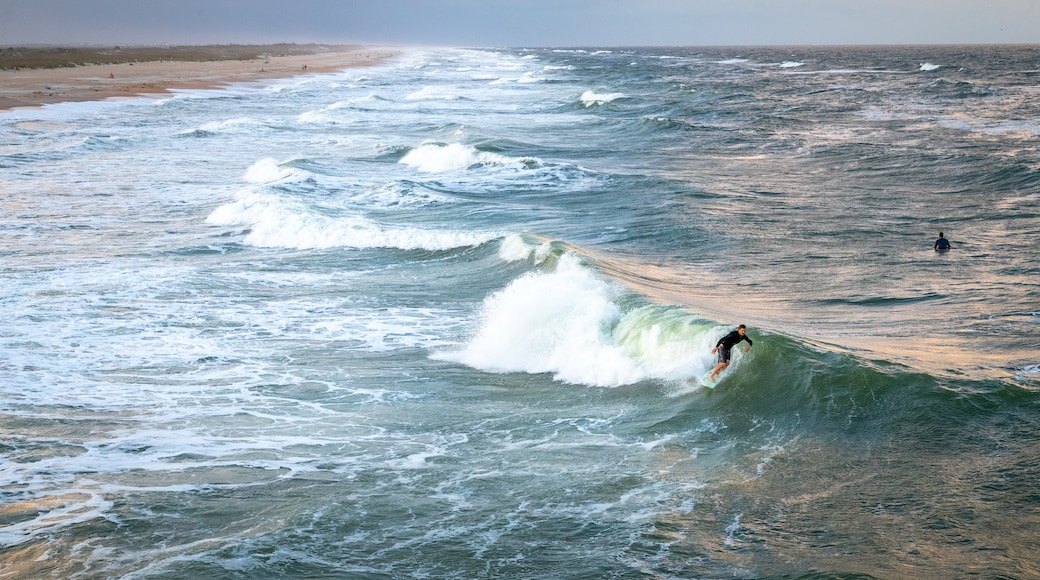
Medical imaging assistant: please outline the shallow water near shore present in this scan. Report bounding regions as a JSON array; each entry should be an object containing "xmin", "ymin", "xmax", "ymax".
[{"xmin": 2, "ymin": 45, "xmax": 1039, "ymax": 578}]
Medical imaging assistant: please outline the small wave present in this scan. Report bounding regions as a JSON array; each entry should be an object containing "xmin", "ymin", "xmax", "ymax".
[
  {"xmin": 81, "ymin": 135, "xmax": 129, "ymax": 151},
  {"xmin": 716, "ymin": 58, "xmax": 750, "ymax": 65},
  {"xmin": 206, "ymin": 189, "xmax": 498, "ymax": 251},
  {"xmin": 920, "ymin": 62, "xmax": 942, "ymax": 72},
  {"xmin": 779, "ymin": 61, "xmax": 805, "ymax": 69},
  {"xmin": 243, "ymin": 157, "xmax": 309, "ymax": 184},
  {"xmin": 172, "ymin": 128, "xmax": 217, "ymax": 139},
  {"xmin": 352, "ymin": 180, "xmax": 455, "ymax": 208},
  {"xmin": 200, "ymin": 117, "xmax": 263, "ymax": 132},
  {"xmin": 489, "ymin": 72, "xmax": 545, "ymax": 85},
  {"xmin": 399, "ymin": 142, "xmax": 537, "ymax": 173},
  {"xmin": 926, "ymin": 77, "xmax": 989, "ymax": 98},
  {"xmin": 517, "ymin": 72, "xmax": 544, "ymax": 84},
  {"xmin": 498, "ymin": 234, "xmax": 563, "ymax": 264},
  {"xmin": 298, "ymin": 95, "xmax": 388, "ymax": 123},
  {"xmin": 406, "ymin": 86, "xmax": 465, "ymax": 100},
  {"xmin": 580, "ymin": 90, "xmax": 625, "ymax": 107}
]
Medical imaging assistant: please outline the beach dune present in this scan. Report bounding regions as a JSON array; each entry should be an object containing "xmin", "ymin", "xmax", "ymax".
[{"xmin": 0, "ymin": 44, "xmax": 395, "ymax": 111}]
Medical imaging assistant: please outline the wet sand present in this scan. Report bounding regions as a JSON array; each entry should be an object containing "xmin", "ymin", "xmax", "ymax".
[{"xmin": 0, "ymin": 44, "xmax": 397, "ymax": 112}]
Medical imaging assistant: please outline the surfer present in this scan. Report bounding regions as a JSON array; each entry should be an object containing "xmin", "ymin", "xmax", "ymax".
[
  {"xmin": 934, "ymin": 232, "xmax": 951, "ymax": 251},
  {"xmin": 708, "ymin": 325, "xmax": 753, "ymax": 382}
]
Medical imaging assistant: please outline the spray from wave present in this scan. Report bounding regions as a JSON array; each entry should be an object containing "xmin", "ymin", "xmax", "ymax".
[{"xmin": 436, "ymin": 238, "xmax": 728, "ymax": 387}]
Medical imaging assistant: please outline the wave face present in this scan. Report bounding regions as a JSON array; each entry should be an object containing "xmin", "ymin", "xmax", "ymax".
[{"xmin": 2, "ymin": 46, "xmax": 1040, "ymax": 579}]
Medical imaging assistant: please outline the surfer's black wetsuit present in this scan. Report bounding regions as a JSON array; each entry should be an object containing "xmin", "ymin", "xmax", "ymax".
[{"xmin": 716, "ymin": 330, "xmax": 752, "ymax": 363}]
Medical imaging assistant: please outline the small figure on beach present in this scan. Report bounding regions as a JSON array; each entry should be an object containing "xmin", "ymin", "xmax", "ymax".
[
  {"xmin": 708, "ymin": 325, "xmax": 753, "ymax": 382},
  {"xmin": 108, "ymin": 73, "xmax": 114, "ymax": 78},
  {"xmin": 302, "ymin": 64, "xmax": 308, "ymax": 70},
  {"xmin": 934, "ymin": 231, "xmax": 951, "ymax": 251}
]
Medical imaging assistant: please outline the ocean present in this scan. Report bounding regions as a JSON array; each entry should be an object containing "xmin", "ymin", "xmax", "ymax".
[{"xmin": 2, "ymin": 45, "xmax": 1039, "ymax": 578}]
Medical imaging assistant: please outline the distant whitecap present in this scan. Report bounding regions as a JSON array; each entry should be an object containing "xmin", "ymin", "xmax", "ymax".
[{"xmin": 580, "ymin": 90, "xmax": 625, "ymax": 107}]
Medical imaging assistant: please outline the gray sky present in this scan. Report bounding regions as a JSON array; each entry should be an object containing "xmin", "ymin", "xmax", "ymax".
[{"xmin": 2, "ymin": 0, "xmax": 1037, "ymax": 46}]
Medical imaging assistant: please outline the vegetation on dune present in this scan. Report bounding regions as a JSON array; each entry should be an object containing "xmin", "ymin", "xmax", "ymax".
[{"xmin": 0, "ymin": 44, "xmax": 359, "ymax": 70}]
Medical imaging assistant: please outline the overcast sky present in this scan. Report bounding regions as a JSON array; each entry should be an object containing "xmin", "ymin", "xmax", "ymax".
[{"xmin": 2, "ymin": 0, "xmax": 1037, "ymax": 47}]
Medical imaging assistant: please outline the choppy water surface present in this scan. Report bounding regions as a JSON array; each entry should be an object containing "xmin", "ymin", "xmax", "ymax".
[{"xmin": 2, "ymin": 45, "xmax": 1039, "ymax": 578}]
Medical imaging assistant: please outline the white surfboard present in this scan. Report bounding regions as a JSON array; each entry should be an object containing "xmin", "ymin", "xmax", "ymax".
[{"xmin": 700, "ymin": 370, "xmax": 718, "ymax": 389}]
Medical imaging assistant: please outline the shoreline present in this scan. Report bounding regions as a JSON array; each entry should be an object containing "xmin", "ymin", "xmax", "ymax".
[{"xmin": 0, "ymin": 44, "xmax": 398, "ymax": 112}]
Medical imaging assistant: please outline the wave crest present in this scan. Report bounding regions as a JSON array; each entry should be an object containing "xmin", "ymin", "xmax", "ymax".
[
  {"xmin": 581, "ymin": 90, "xmax": 625, "ymax": 107},
  {"xmin": 436, "ymin": 253, "xmax": 721, "ymax": 387},
  {"xmin": 399, "ymin": 143, "xmax": 538, "ymax": 173}
]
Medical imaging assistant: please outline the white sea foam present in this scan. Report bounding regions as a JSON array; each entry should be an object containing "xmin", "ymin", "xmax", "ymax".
[
  {"xmin": 406, "ymin": 85, "xmax": 462, "ymax": 100},
  {"xmin": 498, "ymin": 234, "xmax": 556, "ymax": 264},
  {"xmin": 1019, "ymin": 364, "xmax": 1040, "ymax": 380},
  {"xmin": 498, "ymin": 234, "xmax": 537, "ymax": 262},
  {"xmin": 298, "ymin": 95, "xmax": 388, "ymax": 123},
  {"xmin": 580, "ymin": 90, "xmax": 625, "ymax": 107},
  {"xmin": 436, "ymin": 254, "xmax": 641, "ymax": 386},
  {"xmin": 436, "ymin": 254, "xmax": 715, "ymax": 387},
  {"xmin": 920, "ymin": 62, "xmax": 942, "ymax": 71},
  {"xmin": 517, "ymin": 72, "xmax": 543, "ymax": 84},
  {"xmin": 0, "ymin": 491, "xmax": 114, "ymax": 547},
  {"xmin": 353, "ymin": 181, "xmax": 454, "ymax": 208},
  {"xmin": 213, "ymin": 158, "xmax": 497, "ymax": 250},
  {"xmin": 780, "ymin": 61, "xmax": 805, "ymax": 69},
  {"xmin": 243, "ymin": 157, "xmax": 306, "ymax": 184},
  {"xmin": 399, "ymin": 142, "xmax": 535, "ymax": 173},
  {"xmin": 197, "ymin": 117, "xmax": 264, "ymax": 133},
  {"xmin": 207, "ymin": 188, "xmax": 497, "ymax": 251},
  {"xmin": 724, "ymin": 512, "xmax": 744, "ymax": 547},
  {"xmin": 309, "ymin": 306, "xmax": 466, "ymax": 351}
]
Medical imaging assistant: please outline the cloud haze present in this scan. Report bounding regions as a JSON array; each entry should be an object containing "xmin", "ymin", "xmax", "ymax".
[{"xmin": 1, "ymin": 0, "xmax": 1036, "ymax": 46}]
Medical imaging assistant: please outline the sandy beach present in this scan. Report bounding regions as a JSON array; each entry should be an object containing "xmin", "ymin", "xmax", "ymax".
[{"xmin": 0, "ymin": 44, "xmax": 397, "ymax": 112}]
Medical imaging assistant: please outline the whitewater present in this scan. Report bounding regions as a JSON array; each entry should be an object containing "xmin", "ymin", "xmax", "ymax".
[{"xmin": 2, "ymin": 45, "xmax": 1039, "ymax": 578}]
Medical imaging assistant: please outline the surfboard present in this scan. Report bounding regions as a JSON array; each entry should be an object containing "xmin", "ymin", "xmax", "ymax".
[{"xmin": 699, "ymin": 371, "xmax": 718, "ymax": 389}]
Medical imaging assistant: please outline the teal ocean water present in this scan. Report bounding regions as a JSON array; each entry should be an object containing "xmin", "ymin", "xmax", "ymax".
[{"xmin": 2, "ymin": 46, "xmax": 1039, "ymax": 578}]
